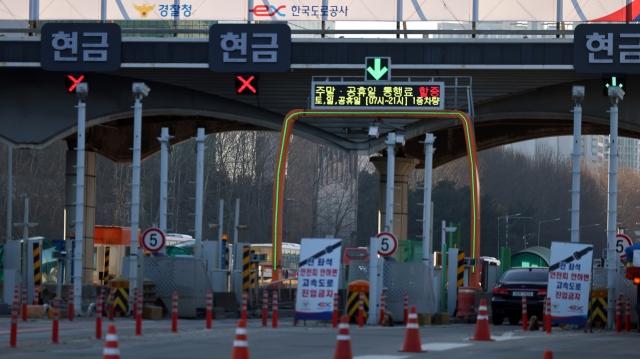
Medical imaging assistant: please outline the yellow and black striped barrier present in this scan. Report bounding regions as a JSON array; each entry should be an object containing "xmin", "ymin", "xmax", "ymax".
[
  {"xmin": 347, "ymin": 280, "xmax": 370, "ymax": 323},
  {"xmin": 250, "ymin": 262, "xmax": 257, "ymax": 289},
  {"xmin": 33, "ymin": 242, "xmax": 41, "ymax": 294},
  {"xmin": 589, "ymin": 287, "xmax": 607, "ymax": 327},
  {"xmin": 108, "ymin": 278, "xmax": 130, "ymax": 316},
  {"xmin": 104, "ymin": 246, "xmax": 110, "ymax": 284},
  {"xmin": 242, "ymin": 247, "xmax": 250, "ymax": 291},
  {"xmin": 457, "ymin": 251, "xmax": 465, "ymax": 288}
]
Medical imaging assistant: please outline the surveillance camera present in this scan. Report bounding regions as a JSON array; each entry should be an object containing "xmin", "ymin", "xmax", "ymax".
[
  {"xmin": 572, "ymin": 85, "xmax": 585, "ymax": 102},
  {"xmin": 395, "ymin": 134, "xmax": 405, "ymax": 145},
  {"xmin": 132, "ymin": 82, "xmax": 150, "ymax": 97},
  {"xmin": 368, "ymin": 126, "xmax": 380, "ymax": 138},
  {"xmin": 75, "ymin": 83, "xmax": 88, "ymax": 98},
  {"xmin": 608, "ymin": 86, "xmax": 625, "ymax": 101}
]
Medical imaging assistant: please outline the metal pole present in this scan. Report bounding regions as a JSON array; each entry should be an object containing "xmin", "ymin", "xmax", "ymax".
[
  {"xmin": 6, "ymin": 146, "xmax": 11, "ymax": 243},
  {"xmin": 158, "ymin": 128, "xmax": 172, "ymax": 238},
  {"xmin": 440, "ymin": 220, "xmax": 447, "ymax": 313},
  {"xmin": 100, "ymin": 0, "xmax": 107, "ymax": 21},
  {"xmin": 421, "ymin": 134, "xmax": 435, "ymax": 267},
  {"xmin": 21, "ymin": 198, "xmax": 29, "ymax": 297},
  {"xmin": 73, "ymin": 96, "xmax": 86, "ymax": 316},
  {"xmin": 218, "ymin": 199, "xmax": 224, "ymax": 269},
  {"xmin": 538, "ymin": 222, "xmax": 541, "ymax": 247},
  {"xmin": 570, "ymin": 91, "xmax": 583, "ymax": 243},
  {"xmin": 385, "ymin": 133, "xmax": 396, "ymax": 233},
  {"xmin": 130, "ymin": 83, "xmax": 149, "ymax": 314},
  {"xmin": 606, "ymin": 89, "xmax": 621, "ymax": 330},
  {"xmin": 505, "ymin": 214, "xmax": 509, "ymax": 248},
  {"xmin": 194, "ymin": 128, "xmax": 206, "ymax": 258},
  {"xmin": 233, "ymin": 198, "xmax": 240, "ymax": 253}
]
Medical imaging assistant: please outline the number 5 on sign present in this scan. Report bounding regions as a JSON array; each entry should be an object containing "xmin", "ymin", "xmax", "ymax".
[
  {"xmin": 376, "ymin": 232, "xmax": 398, "ymax": 257},
  {"xmin": 141, "ymin": 228, "xmax": 166, "ymax": 253}
]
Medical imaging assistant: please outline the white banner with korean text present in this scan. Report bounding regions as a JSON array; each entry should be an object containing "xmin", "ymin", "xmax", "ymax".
[
  {"xmin": 7, "ymin": 0, "xmax": 640, "ymax": 21},
  {"xmin": 295, "ymin": 238, "xmax": 341, "ymax": 321},
  {"xmin": 547, "ymin": 242, "xmax": 593, "ymax": 326}
]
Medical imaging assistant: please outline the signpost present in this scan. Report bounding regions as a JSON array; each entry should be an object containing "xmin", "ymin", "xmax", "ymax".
[
  {"xmin": 615, "ymin": 233, "xmax": 632, "ymax": 260},
  {"xmin": 375, "ymin": 232, "xmax": 398, "ymax": 257},
  {"xmin": 311, "ymin": 82, "xmax": 444, "ymax": 110},
  {"xmin": 141, "ymin": 228, "xmax": 165, "ymax": 253},
  {"xmin": 365, "ymin": 57, "xmax": 390, "ymax": 81}
]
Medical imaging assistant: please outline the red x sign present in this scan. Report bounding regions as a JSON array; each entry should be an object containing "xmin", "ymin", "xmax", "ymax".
[
  {"xmin": 66, "ymin": 75, "xmax": 85, "ymax": 93},
  {"xmin": 235, "ymin": 75, "xmax": 258, "ymax": 94}
]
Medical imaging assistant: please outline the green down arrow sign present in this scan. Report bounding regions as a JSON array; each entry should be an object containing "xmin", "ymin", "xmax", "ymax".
[{"xmin": 365, "ymin": 57, "xmax": 390, "ymax": 81}]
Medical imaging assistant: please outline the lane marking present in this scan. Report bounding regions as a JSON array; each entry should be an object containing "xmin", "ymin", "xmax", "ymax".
[
  {"xmin": 421, "ymin": 343, "xmax": 473, "ymax": 351},
  {"xmin": 492, "ymin": 332, "xmax": 526, "ymax": 341}
]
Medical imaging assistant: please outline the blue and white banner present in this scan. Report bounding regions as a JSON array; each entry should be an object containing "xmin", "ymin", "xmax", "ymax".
[
  {"xmin": 295, "ymin": 238, "xmax": 341, "ymax": 321},
  {"xmin": 548, "ymin": 242, "xmax": 593, "ymax": 326}
]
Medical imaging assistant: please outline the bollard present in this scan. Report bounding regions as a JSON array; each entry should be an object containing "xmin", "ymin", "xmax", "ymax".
[
  {"xmin": 96, "ymin": 295, "xmax": 103, "ymax": 340},
  {"xmin": 10, "ymin": 300, "xmax": 18, "ymax": 348},
  {"xmin": 132, "ymin": 287, "xmax": 138, "ymax": 321},
  {"xmin": 52, "ymin": 297, "xmax": 60, "ymax": 344},
  {"xmin": 206, "ymin": 290, "xmax": 213, "ymax": 330},
  {"xmin": 332, "ymin": 293, "xmax": 339, "ymax": 328},
  {"xmin": 379, "ymin": 292, "xmax": 386, "ymax": 326},
  {"xmin": 545, "ymin": 297, "xmax": 552, "ymax": 334},
  {"xmin": 108, "ymin": 289, "xmax": 115, "ymax": 322},
  {"xmin": 403, "ymin": 293, "xmax": 409, "ymax": 324},
  {"xmin": 21, "ymin": 285, "xmax": 27, "ymax": 322},
  {"xmin": 136, "ymin": 292, "xmax": 143, "ymax": 336},
  {"xmin": 616, "ymin": 297, "xmax": 621, "ymax": 334},
  {"xmin": 626, "ymin": 297, "xmax": 631, "ymax": 333},
  {"xmin": 33, "ymin": 285, "xmax": 39, "ymax": 305},
  {"xmin": 521, "ymin": 296, "xmax": 528, "ymax": 331},
  {"xmin": 262, "ymin": 290, "xmax": 268, "ymax": 327},
  {"xmin": 272, "ymin": 291, "xmax": 279, "ymax": 329},
  {"xmin": 241, "ymin": 291, "xmax": 248, "ymax": 322},
  {"xmin": 358, "ymin": 292, "xmax": 364, "ymax": 328},
  {"xmin": 68, "ymin": 284, "xmax": 74, "ymax": 322},
  {"xmin": 172, "ymin": 292, "xmax": 178, "ymax": 333}
]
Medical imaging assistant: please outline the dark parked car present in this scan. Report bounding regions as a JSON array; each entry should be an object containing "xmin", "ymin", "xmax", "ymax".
[{"xmin": 491, "ymin": 267, "xmax": 548, "ymax": 325}]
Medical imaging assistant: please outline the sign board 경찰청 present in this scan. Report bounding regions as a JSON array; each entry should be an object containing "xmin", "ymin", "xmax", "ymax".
[
  {"xmin": 295, "ymin": 238, "xmax": 341, "ymax": 321},
  {"xmin": 547, "ymin": 242, "xmax": 593, "ymax": 326}
]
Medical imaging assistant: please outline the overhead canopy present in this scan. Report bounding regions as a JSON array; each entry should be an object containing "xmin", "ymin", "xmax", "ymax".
[{"xmin": 511, "ymin": 246, "xmax": 550, "ymax": 268}]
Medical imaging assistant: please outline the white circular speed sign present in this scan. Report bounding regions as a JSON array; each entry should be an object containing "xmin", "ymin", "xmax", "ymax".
[
  {"xmin": 616, "ymin": 233, "xmax": 633, "ymax": 260},
  {"xmin": 376, "ymin": 232, "xmax": 398, "ymax": 257},
  {"xmin": 141, "ymin": 228, "xmax": 166, "ymax": 253}
]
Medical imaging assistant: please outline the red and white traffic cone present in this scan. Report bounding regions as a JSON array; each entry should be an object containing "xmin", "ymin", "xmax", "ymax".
[
  {"xmin": 261, "ymin": 291, "xmax": 268, "ymax": 327},
  {"xmin": 333, "ymin": 315, "xmax": 353, "ymax": 359},
  {"xmin": 241, "ymin": 291, "xmax": 248, "ymax": 322},
  {"xmin": 172, "ymin": 292, "xmax": 178, "ymax": 333},
  {"xmin": 332, "ymin": 293, "xmax": 339, "ymax": 329},
  {"xmin": 522, "ymin": 296, "xmax": 528, "ymax": 331},
  {"xmin": 103, "ymin": 325, "xmax": 121, "ymax": 359},
  {"xmin": 9, "ymin": 300, "xmax": 18, "ymax": 348},
  {"xmin": 52, "ymin": 297, "xmax": 60, "ymax": 344},
  {"xmin": 206, "ymin": 290, "xmax": 213, "ymax": 330},
  {"xmin": 470, "ymin": 299, "xmax": 494, "ymax": 341},
  {"xmin": 108, "ymin": 289, "xmax": 115, "ymax": 322},
  {"xmin": 545, "ymin": 297, "xmax": 552, "ymax": 334},
  {"xmin": 231, "ymin": 320, "xmax": 250, "ymax": 359},
  {"xmin": 33, "ymin": 285, "xmax": 39, "ymax": 305},
  {"xmin": 132, "ymin": 287, "xmax": 137, "ymax": 321},
  {"xmin": 96, "ymin": 295, "xmax": 103, "ymax": 340},
  {"xmin": 616, "ymin": 297, "xmax": 621, "ymax": 333},
  {"xmin": 272, "ymin": 291, "xmax": 279, "ymax": 329},
  {"xmin": 136, "ymin": 292, "xmax": 143, "ymax": 336},
  {"xmin": 379, "ymin": 292, "xmax": 386, "ymax": 326},
  {"xmin": 358, "ymin": 293, "xmax": 364, "ymax": 328},
  {"xmin": 403, "ymin": 293, "xmax": 409, "ymax": 324},
  {"xmin": 21, "ymin": 285, "xmax": 27, "ymax": 322},
  {"xmin": 399, "ymin": 306, "xmax": 426, "ymax": 352},
  {"xmin": 626, "ymin": 297, "xmax": 631, "ymax": 333},
  {"xmin": 541, "ymin": 297, "xmax": 546, "ymax": 331},
  {"xmin": 68, "ymin": 284, "xmax": 74, "ymax": 322}
]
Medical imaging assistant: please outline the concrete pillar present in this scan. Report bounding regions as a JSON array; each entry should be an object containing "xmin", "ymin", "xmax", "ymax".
[
  {"xmin": 65, "ymin": 150, "xmax": 96, "ymax": 284},
  {"xmin": 370, "ymin": 156, "xmax": 419, "ymax": 240}
]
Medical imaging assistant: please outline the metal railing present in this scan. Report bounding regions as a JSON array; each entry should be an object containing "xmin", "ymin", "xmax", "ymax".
[{"xmin": 258, "ymin": 278, "xmax": 298, "ymax": 309}]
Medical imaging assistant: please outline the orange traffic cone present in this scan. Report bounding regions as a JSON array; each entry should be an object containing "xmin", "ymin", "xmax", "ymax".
[
  {"xmin": 231, "ymin": 320, "xmax": 250, "ymax": 359},
  {"xmin": 333, "ymin": 315, "xmax": 353, "ymax": 359},
  {"xmin": 399, "ymin": 306, "xmax": 426, "ymax": 352},
  {"xmin": 470, "ymin": 299, "xmax": 494, "ymax": 341},
  {"xmin": 103, "ymin": 325, "xmax": 121, "ymax": 359},
  {"xmin": 542, "ymin": 350, "xmax": 553, "ymax": 359}
]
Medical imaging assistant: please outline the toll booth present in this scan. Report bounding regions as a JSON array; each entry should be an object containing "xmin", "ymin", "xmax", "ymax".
[{"xmin": 93, "ymin": 226, "xmax": 137, "ymax": 285}]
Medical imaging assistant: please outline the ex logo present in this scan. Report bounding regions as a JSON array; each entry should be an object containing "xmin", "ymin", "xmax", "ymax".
[{"xmin": 250, "ymin": 5, "xmax": 286, "ymax": 16}]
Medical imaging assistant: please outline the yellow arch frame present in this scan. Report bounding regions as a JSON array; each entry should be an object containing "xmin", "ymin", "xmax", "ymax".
[{"xmin": 271, "ymin": 109, "xmax": 481, "ymax": 287}]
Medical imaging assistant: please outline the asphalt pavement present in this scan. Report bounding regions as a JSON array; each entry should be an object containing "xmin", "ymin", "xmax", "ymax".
[{"xmin": 0, "ymin": 315, "xmax": 638, "ymax": 359}]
